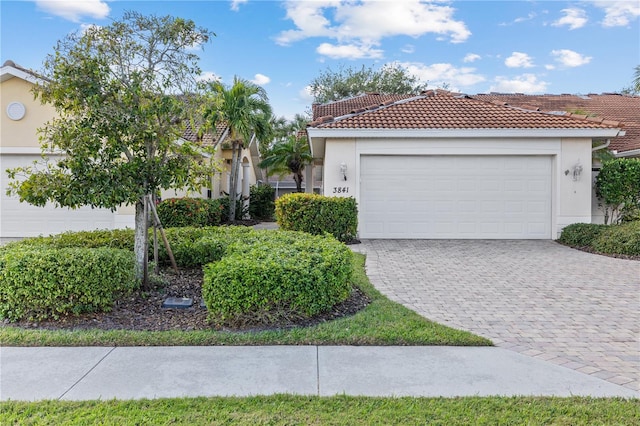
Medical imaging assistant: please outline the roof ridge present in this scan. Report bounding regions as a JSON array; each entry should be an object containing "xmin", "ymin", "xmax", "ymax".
[
  {"xmin": 317, "ymin": 94, "xmax": 427, "ymax": 126},
  {"xmin": 314, "ymin": 92, "xmax": 382, "ymax": 107}
]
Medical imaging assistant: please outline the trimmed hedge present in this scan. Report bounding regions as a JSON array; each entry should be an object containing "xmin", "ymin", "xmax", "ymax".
[
  {"xmin": 9, "ymin": 228, "xmax": 135, "ymax": 251},
  {"xmin": 202, "ymin": 231, "xmax": 353, "ymax": 326},
  {"xmin": 0, "ymin": 246, "xmax": 137, "ymax": 321},
  {"xmin": 157, "ymin": 198, "xmax": 224, "ymax": 228},
  {"xmin": 593, "ymin": 221, "xmax": 640, "ymax": 256},
  {"xmin": 4, "ymin": 226, "xmax": 255, "ymax": 268},
  {"xmin": 558, "ymin": 223, "xmax": 608, "ymax": 247},
  {"xmin": 275, "ymin": 193, "xmax": 358, "ymax": 242},
  {"xmin": 249, "ymin": 184, "xmax": 275, "ymax": 220},
  {"xmin": 3, "ymin": 227, "xmax": 355, "ymax": 326},
  {"xmin": 155, "ymin": 226, "xmax": 255, "ymax": 267}
]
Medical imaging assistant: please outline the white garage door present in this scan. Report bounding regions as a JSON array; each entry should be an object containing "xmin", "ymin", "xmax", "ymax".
[
  {"xmin": 1, "ymin": 154, "xmax": 117, "ymax": 240},
  {"xmin": 360, "ymin": 155, "xmax": 552, "ymax": 239}
]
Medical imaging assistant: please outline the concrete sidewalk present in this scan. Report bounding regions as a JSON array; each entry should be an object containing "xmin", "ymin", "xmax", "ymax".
[{"xmin": 1, "ymin": 346, "xmax": 636, "ymax": 401}]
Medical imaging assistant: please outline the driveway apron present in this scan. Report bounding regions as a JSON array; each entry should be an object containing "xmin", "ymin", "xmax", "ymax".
[{"xmin": 353, "ymin": 240, "xmax": 640, "ymax": 391}]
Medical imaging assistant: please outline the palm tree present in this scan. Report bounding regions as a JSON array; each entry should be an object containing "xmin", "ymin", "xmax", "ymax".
[
  {"xmin": 259, "ymin": 134, "xmax": 313, "ymax": 192},
  {"xmin": 203, "ymin": 77, "xmax": 272, "ymax": 221}
]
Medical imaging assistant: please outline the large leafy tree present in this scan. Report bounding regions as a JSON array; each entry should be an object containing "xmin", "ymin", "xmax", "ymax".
[
  {"xmin": 202, "ymin": 77, "xmax": 273, "ymax": 221},
  {"xmin": 309, "ymin": 63, "xmax": 429, "ymax": 104},
  {"xmin": 259, "ymin": 135, "xmax": 313, "ymax": 192},
  {"xmin": 6, "ymin": 12, "xmax": 213, "ymax": 283}
]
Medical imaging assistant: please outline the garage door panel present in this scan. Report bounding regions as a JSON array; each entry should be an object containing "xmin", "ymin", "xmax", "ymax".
[
  {"xmin": 1, "ymin": 155, "xmax": 117, "ymax": 238},
  {"xmin": 360, "ymin": 155, "xmax": 551, "ymax": 239}
]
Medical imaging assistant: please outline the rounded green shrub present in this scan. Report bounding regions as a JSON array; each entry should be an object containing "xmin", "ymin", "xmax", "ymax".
[
  {"xmin": 0, "ymin": 246, "xmax": 137, "ymax": 321},
  {"xmin": 249, "ymin": 184, "xmax": 275, "ymax": 220},
  {"xmin": 157, "ymin": 197, "xmax": 224, "ymax": 228},
  {"xmin": 276, "ymin": 193, "xmax": 358, "ymax": 242},
  {"xmin": 558, "ymin": 223, "xmax": 608, "ymax": 247},
  {"xmin": 203, "ymin": 199, "xmax": 224, "ymax": 226},
  {"xmin": 202, "ymin": 232, "xmax": 353, "ymax": 326},
  {"xmin": 593, "ymin": 221, "xmax": 640, "ymax": 256}
]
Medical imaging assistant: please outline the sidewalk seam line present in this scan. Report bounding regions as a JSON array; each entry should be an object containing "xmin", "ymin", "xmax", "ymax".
[
  {"xmin": 316, "ymin": 346, "xmax": 320, "ymax": 396},
  {"xmin": 57, "ymin": 346, "xmax": 116, "ymax": 401}
]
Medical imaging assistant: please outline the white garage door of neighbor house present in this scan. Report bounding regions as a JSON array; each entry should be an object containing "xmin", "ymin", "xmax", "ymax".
[
  {"xmin": 360, "ymin": 155, "xmax": 552, "ymax": 239},
  {"xmin": 1, "ymin": 155, "xmax": 117, "ymax": 239}
]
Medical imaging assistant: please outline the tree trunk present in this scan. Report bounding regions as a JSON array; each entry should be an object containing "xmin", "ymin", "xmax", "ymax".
[
  {"xmin": 294, "ymin": 171, "xmax": 303, "ymax": 192},
  {"xmin": 134, "ymin": 199, "xmax": 148, "ymax": 284},
  {"xmin": 228, "ymin": 142, "xmax": 238, "ymax": 222}
]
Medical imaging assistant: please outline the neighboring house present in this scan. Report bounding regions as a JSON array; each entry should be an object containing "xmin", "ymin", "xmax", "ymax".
[
  {"xmin": 0, "ymin": 60, "xmax": 259, "ymax": 242},
  {"xmin": 171, "ymin": 122, "xmax": 261, "ymax": 201},
  {"xmin": 306, "ymin": 91, "xmax": 624, "ymax": 239},
  {"xmin": 261, "ymin": 174, "xmax": 323, "ymax": 199},
  {"xmin": 1, "ymin": 60, "xmax": 127, "ymax": 242}
]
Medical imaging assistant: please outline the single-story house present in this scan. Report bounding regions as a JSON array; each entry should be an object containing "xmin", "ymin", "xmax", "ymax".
[
  {"xmin": 306, "ymin": 91, "xmax": 625, "ymax": 239},
  {"xmin": 0, "ymin": 60, "xmax": 260, "ymax": 242}
]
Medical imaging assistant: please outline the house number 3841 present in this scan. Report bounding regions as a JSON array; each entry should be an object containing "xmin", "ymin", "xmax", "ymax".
[{"xmin": 332, "ymin": 187, "xmax": 350, "ymax": 194}]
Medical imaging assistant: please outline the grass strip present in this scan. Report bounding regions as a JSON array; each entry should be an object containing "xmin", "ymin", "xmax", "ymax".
[
  {"xmin": 0, "ymin": 254, "xmax": 490, "ymax": 347},
  {"xmin": 1, "ymin": 395, "xmax": 638, "ymax": 425}
]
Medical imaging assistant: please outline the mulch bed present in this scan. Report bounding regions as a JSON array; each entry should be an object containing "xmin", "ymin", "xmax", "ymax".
[{"xmin": 5, "ymin": 267, "xmax": 371, "ymax": 333}]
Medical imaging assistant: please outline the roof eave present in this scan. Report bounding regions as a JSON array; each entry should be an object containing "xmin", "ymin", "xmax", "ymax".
[
  {"xmin": 0, "ymin": 65, "xmax": 45, "ymax": 85},
  {"xmin": 615, "ymin": 148, "xmax": 640, "ymax": 158},
  {"xmin": 306, "ymin": 128, "xmax": 624, "ymax": 139}
]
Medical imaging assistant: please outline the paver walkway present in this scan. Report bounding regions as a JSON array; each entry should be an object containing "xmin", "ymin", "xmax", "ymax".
[{"xmin": 353, "ymin": 240, "xmax": 640, "ymax": 391}]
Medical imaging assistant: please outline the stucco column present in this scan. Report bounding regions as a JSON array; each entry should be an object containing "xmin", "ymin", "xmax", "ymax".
[
  {"xmin": 212, "ymin": 171, "xmax": 221, "ymax": 199},
  {"xmin": 242, "ymin": 162, "xmax": 250, "ymax": 218},
  {"xmin": 305, "ymin": 164, "xmax": 314, "ymax": 193}
]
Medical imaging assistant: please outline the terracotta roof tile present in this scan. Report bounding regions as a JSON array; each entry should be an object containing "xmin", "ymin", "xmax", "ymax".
[
  {"xmin": 181, "ymin": 123, "xmax": 227, "ymax": 147},
  {"xmin": 474, "ymin": 93, "xmax": 640, "ymax": 153},
  {"xmin": 312, "ymin": 93, "xmax": 415, "ymax": 120},
  {"xmin": 310, "ymin": 91, "xmax": 621, "ymax": 131}
]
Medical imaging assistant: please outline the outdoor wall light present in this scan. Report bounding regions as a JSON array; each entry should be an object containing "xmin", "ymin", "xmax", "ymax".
[
  {"xmin": 340, "ymin": 162, "xmax": 348, "ymax": 181},
  {"xmin": 564, "ymin": 161, "xmax": 583, "ymax": 181}
]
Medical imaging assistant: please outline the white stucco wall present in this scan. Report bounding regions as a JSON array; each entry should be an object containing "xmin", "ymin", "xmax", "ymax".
[
  {"xmin": 557, "ymin": 138, "xmax": 593, "ymax": 230},
  {"xmin": 321, "ymin": 135, "xmax": 595, "ymax": 239},
  {"xmin": 323, "ymin": 138, "xmax": 356, "ymax": 197}
]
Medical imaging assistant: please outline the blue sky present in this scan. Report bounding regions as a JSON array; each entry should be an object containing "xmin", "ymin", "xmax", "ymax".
[{"xmin": 1, "ymin": 0, "xmax": 638, "ymax": 119}]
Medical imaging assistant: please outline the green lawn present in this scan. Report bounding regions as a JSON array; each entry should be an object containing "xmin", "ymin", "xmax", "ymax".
[
  {"xmin": 0, "ymin": 254, "xmax": 491, "ymax": 347},
  {"xmin": 2, "ymin": 395, "xmax": 638, "ymax": 425}
]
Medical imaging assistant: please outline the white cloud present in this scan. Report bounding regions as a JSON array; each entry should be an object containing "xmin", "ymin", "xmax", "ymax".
[
  {"xmin": 505, "ymin": 52, "xmax": 534, "ymax": 68},
  {"xmin": 550, "ymin": 49, "xmax": 592, "ymax": 67},
  {"xmin": 552, "ymin": 8, "xmax": 588, "ymax": 30},
  {"xmin": 276, "ymin": 0, "xmax": 471, "ymax": 59},
  {"xmin": 250, "ymin": 73, "xmax": 271, "ymax": 85},
  {"xmin": 197, "ymin": 71, "xmax": 222, "ymax": 83},
  {"xmin": 316, "ymin": 42, "xmax": 383, "ymax": 59},
  {"xmin": 591, "ymin": 1, "xmax": 640, "ymax": 27},
  {"xmin": 499, "ymin": 12, "xmax": 537, "ymax": 26},
  {"xmin": 463, "ymin": 53, "xmax": 481, "ymax": 63},
  {"xmin": 35, "ymin": 0, "xmax": 110, "ymax": 22},
  {"xmin": 545, "ymin": 64, "xmax": 556, "ymax": 70},
  {"xmin": 398, "ymin": 62, "xmax": 485, "ymax": 90},
  {"xmin": 230, "ymin": 0, "xmax": 248, "ymax": 12},
  {"xmin": 401, "ymin": 44, "xmax": 415, "ymax": 54},
  {"xmin": 298, "ymin": 85, "xmax": 315, "ymax": 103},
  {"xmin": 490, "ymin": 74, "xmax": 549, "ymax": 93}
]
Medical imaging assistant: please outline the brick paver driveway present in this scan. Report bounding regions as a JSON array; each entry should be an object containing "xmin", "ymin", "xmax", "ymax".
[{"xmin": 354, "ymin": 240, "xmax": 639, "ymax": 391}]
